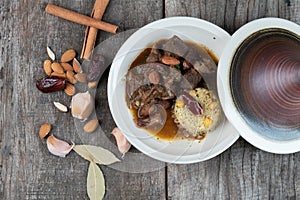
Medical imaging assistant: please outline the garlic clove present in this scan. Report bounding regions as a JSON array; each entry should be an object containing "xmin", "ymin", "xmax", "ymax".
[
  {"xmin": 111, "ymin": 128, "xmax": 131, "ymax": 156},
  {"xmin": 71, "ymin": 91, "xmax": 94, "ymax": 120},
  {"xmin": 46, "ymin": 135, "xmax": 74, "ymax": 157}
]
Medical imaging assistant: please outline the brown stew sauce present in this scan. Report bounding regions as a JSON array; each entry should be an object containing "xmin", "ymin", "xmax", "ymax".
[{"xmin": 128, "ymin": 41, "xmax": 218, "ymax": 141}]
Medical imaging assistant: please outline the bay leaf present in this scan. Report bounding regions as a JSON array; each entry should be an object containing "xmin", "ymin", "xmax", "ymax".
[
  {"xmin": 73, "ymin": 145, "xmax": 120, "ymax": 165},
  {"xmin": 87, "ymin": 161, "xmax": 105, "ymax": 200}
]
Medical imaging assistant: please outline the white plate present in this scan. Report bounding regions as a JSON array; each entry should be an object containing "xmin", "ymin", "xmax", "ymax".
[
  {"xmin": 108, "ymin": 17, "xmax": 239, "ymax": 164},
  {"xmin": 217, "ymin": 17, "xmax": 300, "ymax": 154}
]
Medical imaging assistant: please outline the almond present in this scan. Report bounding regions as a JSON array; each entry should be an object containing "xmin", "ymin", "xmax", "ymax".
[
  {"xmin": 72, "ymin": 58, "xmax": 82, "ymax": 73},
  {"xmin": 51, "ymin": 62, "xmax": 64, "ymax": 74},
  {"xmin": 161, "ymin": 55, "xmax": 180, "ymax": 65},
  {"xmin": 64, "ymin": 83, "xmax": 76, "ymax": 96},
  {"xmin": 88, "ymin": 81, "xmax": 98, "ymax": 89},
  {"xmin": 66, "ymin": 70, "xmax": 77, "ymax": 84},
  {"xmin": 43, "ymin": 59, "xmax": 52, "ymax": 76},
  {"xmin": 148, "ymin": 71, "xmax": 160, "ymax": 84},
  {"xmin": 51, "ymin": 71, "xmax": 66, "ymax": 79},
  {"xmin": 53, "ymin": 101, "xmax": 68, "ymax": 112},
  {"xmin": 61, "ymin": 49, "xmax": 76, "ymax": 63},
  {"xmin": 61, "ymin": 62, "xmax": 74, "ymax": 72},
  {"xmin": 39, "ymin": 123, "xmax": 51, "ymax": 139},
  {"xmin": 47, "ymin": 46, "xmax": 55, "ymax": 61},
  {"xmin": 83, "ymin": 119, "xmax": 99, "ymax": 133},
  {"xmin": 74, "ymin": 73, "xmax": 87, "ymax": 83}
]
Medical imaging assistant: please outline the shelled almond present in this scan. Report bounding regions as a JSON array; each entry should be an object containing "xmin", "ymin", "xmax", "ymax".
[
  {"xmin": 83, "ymin": 119, "xmax": 99, "ymax": 133},
  {"xmin": 161, "ymin": 55, "xmax": 180, "ymax": 65},
  {"xmin": 47, "ymin": 47, "xmax": 55, "ymax": 61},
  {"xmin": 40, "ymin": 48, "xmax": 84, "ymax": 95},
  {"xmin": 39, "ymin": 123, "xmax": 51, "ymax": 139},
  {"xmin": 51, "ymin": 62, "xmax": 64, "ymax": 74},
  {"xmin": 73, "ymin": 58, "xmax": 82, "ymax": 73},
  {"xmin": 51, "ymin": 71, "xmax": 66, "ymax": 79},
  {"xmin": 61, "ymin": 49, "xmax": 76, "ymax": 63},
  {"xmin": 74, "ymin": 73, "xmax": 87, "ymax": 83},
  {"xmin": 64, "ymin": 83, "xmax": 76, "ymax": 96},
  {"xmin": 61, "ymin": 62, "xmax": 74, "ymax": 72},
  {"xmin": 66, "ymin": 70, "xmax": 77, "ymax": 84},
  {"xmin": 53, "ymin": 101, "xmax": 68, "ymax": 112},
  {"xmin": 43, "ymin": 60, "xmax": 52, "ymax": 76},
  {"xmin": 88, "ymin": 81, "xmax": 98, "ymax": 89}
]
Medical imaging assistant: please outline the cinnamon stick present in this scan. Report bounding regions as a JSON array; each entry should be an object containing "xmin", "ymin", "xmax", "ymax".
[
  {"xmin": 45, "ymin": 4, "xmax": 118, "ymax": 34},
  {"xmin": 81, "ymin": 0, "xmax": 110, "ymax": 59}
]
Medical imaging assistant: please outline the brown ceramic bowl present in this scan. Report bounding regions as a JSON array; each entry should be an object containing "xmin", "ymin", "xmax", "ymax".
[{"xmin": 218, "ymin": 18, "xmax": 300, "ymax": 153}]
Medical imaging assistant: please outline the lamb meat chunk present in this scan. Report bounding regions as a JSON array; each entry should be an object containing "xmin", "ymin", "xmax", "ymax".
[
  {"xmin": 126, "ymin": 73, "xmax": 146, "ymax": 105},
  {"xmin": 158, "ymin": 100, "xmax": 172, "ymax": 110},
  {"xmin": 126, "ymin": 63, "xmax": 165, "ymax": 98},
  {"xmin": 183, "ymin": 68, "xmax": 202, "ymax": 89},
  {"xmin": 138, "ymin": 103, "xmax": 152, "ymax": 118},
  {"xmin": 129, "ymin": 83, "xmax": 175, "ymax": 111},
  {"xmin": 137, "ymin": 100, "xmax": 172, "ymax": 119},
  {"xmin": 137, "ymin": 117, "xmax": 150, "ymax": 127},
  {"xmin": 184, "ymin": 46, "xmax": 217, "ymax": 74},
  {"xmin": 137, "ymin": 103, "xmax": 167, "ymax": 129},
  {"xmin": 182, "ymin": 60, "xmax": 192, "ymax": 70},
  {"xmin": 127, "ymin": 62, "xmax": 184, "ymax": 97},
  {"xmin": 162, "ymin": 35, "xmax": 189, "ymax": 57},
  {"xmin": 146, "ymin": 48, "xmax": 160, "ymax": 63}
]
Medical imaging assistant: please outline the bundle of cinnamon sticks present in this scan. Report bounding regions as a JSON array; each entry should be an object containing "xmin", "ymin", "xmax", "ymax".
[{"xmin": 45, "ymin": 0, "xmax": 117, "ymax": 60}]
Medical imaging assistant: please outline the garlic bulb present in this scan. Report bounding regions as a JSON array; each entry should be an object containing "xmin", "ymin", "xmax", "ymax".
[
  {"xmin": 46, "ymin": 135, "xmax": 74, "ymax": 157},
  {"xmin": 111, "ymin": 128, "xmax": 131, "ymax": 156},
  {"xmin": 71, "ymin": 91, "xmax": 94, "ymax": 120}
]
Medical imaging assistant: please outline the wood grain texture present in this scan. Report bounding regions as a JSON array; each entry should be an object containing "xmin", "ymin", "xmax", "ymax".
[
  {"xmin": 167, "ymin": 140, "xmax": 300, "ymax": 200},
  {"xmin": 165, "ymin": 0, "xmax": 300, "ymax": 34},
  {"xmin": 1, "ymin": 0, "xmax": 300, "ymax": 199},
  {"xmin": 165, "ymin": 1, "xmax": 300, "ymax": 199},
  {"xmin": 0, "ymin": 0, "xmax": 164, "ymax": 199}
]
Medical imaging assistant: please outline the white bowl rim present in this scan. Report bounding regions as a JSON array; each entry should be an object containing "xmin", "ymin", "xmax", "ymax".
[
  {"xmin": 108, "ymin": 16, "xmax": 240, "ymax": 163},
  {"xmin": 217, "ymin": 17, "xmax": 300, "ymax": 154}
]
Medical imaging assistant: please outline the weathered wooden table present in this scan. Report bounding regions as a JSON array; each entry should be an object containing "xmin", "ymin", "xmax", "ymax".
[{"xmin": 1, "ymin": 0, "xmax": 300, "ymax": 199}]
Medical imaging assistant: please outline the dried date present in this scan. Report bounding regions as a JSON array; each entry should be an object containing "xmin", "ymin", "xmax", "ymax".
[{"xmin": 36, "ymin": 76, "xmax": 66, "ymax": 93}]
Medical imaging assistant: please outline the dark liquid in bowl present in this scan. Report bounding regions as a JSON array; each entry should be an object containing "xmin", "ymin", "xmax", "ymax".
[
  {"xmin": 127, "ymin": 39, "xmax": 218, "ymax": 141},
  {"xmin": 230, "ymin": 28, "xmax": 300, "ymax": 141}
]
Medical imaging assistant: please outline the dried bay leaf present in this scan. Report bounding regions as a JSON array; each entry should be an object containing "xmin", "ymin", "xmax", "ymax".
[
  {"xmin": 73, "ymin": 145, "xmax": 93, "ymax": 162},
  {"xmin": 73, "ymin": 145, "xmax": 120, "ymax": 165},
  {"xmin": 87, "ymin": 162, "xmax": 105, "ymax": 200}
]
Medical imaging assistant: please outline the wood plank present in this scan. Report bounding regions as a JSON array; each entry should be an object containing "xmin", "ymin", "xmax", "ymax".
[
  {"xmin": 167, "ymin": 140, "xmax": 300, "ymax": 199},
  {"xmin": 165, "ymin": 0, "xmax": 300, "ymax": 199},
  {"xmin": 165, "ymin": 0, "xmax": 300, "ymax": 34},
  {"xmin": 92, "ymin": 0, "xmax": 166, "ymax": 198},
  {"xmin": 0, "ymin": 0, "xmax": 165, "ymax": 199}
]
